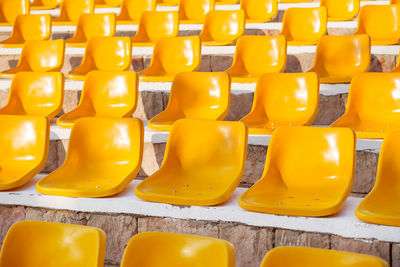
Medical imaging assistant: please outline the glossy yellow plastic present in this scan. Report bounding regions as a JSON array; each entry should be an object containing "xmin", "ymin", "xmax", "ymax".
[
  {"xmin": 0, "ymin": 39, "xmax": 65, "ymax": 79},
  {"xmin": 139, "ymin": 36, "xmax": 201, "ymax": 82},
  {"xmin": 392, "ymin": 0, "xmax": 400, "ymax": 4},
  {"xmin": 260, "ymin": 247, "xmax": 389, "ymax": 267},
  {"xmin": 53, "ymin": 0, "xmax": 94, "ymax": 25},
  {"xmin": 149, "ymin": 72, "xmax": 230, "ymax": 131},
  {"xmin": 31, "ymin": 0, "xmax": 60, "ymax": 10},
  {"xmin": 239, "ymin": 126, "xmax": 356, "ymax": 217},
  {"xmin": 227, "ymin": 35, "xmax": 287, "ymax": 83},
  {"xmin": 331, "ymin": 73, "xmax": 400, "ymax": 139},
  {"xmin": 0, "ymin": 0, "xmax": 28, "ymax": 26},
  {"xmin": 280, "ymin": 0, "xmax": 312, "ymax": 2},
  {"xmin": 136, "ymin": 119, "xmax": 248, "ymax": 206},
  {"xmin": 0, "ymin": 72, "xmax": 63, "ymax": 119},
  {"xmin": 132, "ymin": 11, "xmax": 178, "ymax": 46},
  {"xmin": 178, "ymin": 0, "xmax": 214, "ymax": 24},
  {"xmin": 240, "ymin": 73, "xmax": 319, "ymax": 135},
  {"xmin": 320, "ymin": 0, "xmax": 360, "ymax": 21},
  {"xmin": 37, "ymin": 117, "xmax": 143, "ymax": 197},
  {"xmin": 308, "ymin": 34, "xmax": 370, "ymax": 84},
  {"xmin": 0, "ymin": 115, "xmax": 49, "ymax": 191},
  {"xmin": 66, "ymin": 13, "xmax": 116, "ymax": 47},
  {"xmin": 156, "ymin": 0, "xmax": 180, "ymax": 6},
  {"xmin": 0, "ymin": 14, "xmax": 52, "ymax": 48},
  {"xmin": 116, "ymin": 0, "xmax": 156, "ymax": 24},
  {"xmin": 58, "ymin": 71, "xmax": 137, "ymax": 128},
  {"xmin": 241, "ymin": 0, "xmax": 278, "ymax": 23},
  {"xmin": 67, "ymin": 37, "xmax": 131, "ymax": 81},
  {"xmin": 121, "ymin": 232, "xmax": 235, "ymax": 267},
  {"xmin": 94, "ymin": 0, "xmax": 121, "ymax": 7},
  {"xmin": 215, "ymin": 0, "xmax": 238, "ymax": 4},
  {"xmin": 199, "ymin": 10, "xmax": 245, "ymax": 46},
  {"xmin": 0, "ymin": 221, "xmax": 106, "ymax": 267},
  {"xmin": 356, "ymin": 131, "xmax": 400, "ymax": 226},
  {"xmin": 281, "ymin": 7, "xmax": 327, "ymax": 46}
]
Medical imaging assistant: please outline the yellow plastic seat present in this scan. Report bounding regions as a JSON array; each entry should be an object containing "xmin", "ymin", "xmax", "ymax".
[
  {"xmin": 0, "ymin": 39, "xmax": 65, "ymax": 79},
  {"xmin": 0, "ymin": 14, "xmax": 52, "ymax": 48},
  {"xmin": 239, "ymin": 126, "xmax": 355, "ymax": 217},
  {"xmin": 331, "ymin": 73, "xmax": 400, "ymax": 139},
  {"xmin": 132, "ymin": 11, "xmax": 178, "ymax": 47},
  {"xmin": 281, "ymin": 7, "xmax": 327, "ymax": 46},
  {"xmin": 320, "ymin": 0, "xmax": 360, "ymax": 21},
  {"xmin": 199, "ymin": 10, "xmax": 245, "ymax": 46},
  {"xmin": 0, "ymin": 115, "xmax": 49, "ymax": 191},
  {"xmin": 66, "ymin": 13, "xmax": 116, "ymax": 47},
  {"xmin": 215, "ymin": 0, "xmax": 238, "ymax": 4},
  {"xmin": 280, "ymin": 0, "xmax": 312, "ymax": 2},
  {"xmin": 260, "ymin": 247, "xmax": 389, "ymax": 267},
  {"xmin": 0, "ymin": 0, "xmax": 29, "ymax": 26},
  {"xmin": 178, "ymin": 0, "xmax": 214, "ymax": 24},
  {"xmin": 58, "ymin": 71, "xmax": 137, "ymax": 128},
  {"xmin": 149, "ymin": 72, "xmax": 230, "ymax": 131},
  {"xmin": 121, "ymin": 232, "xmax": 235, "ymax": 267},
  {"xmin": 354, "ymin": 5, "xmax": 400, "ymax": 45},
  {"xmin": 67, "ymin": 37, "xmax": 131, "ymax": 81},
  {"xmin": 0, "ymin": 221, "xmax": 106, "ymax": 267},
  {"xmin": 53, "ymin": 0, "xmax": 94, "ymax": 25},
  {"xmin": 117, "ymin": 0, "xmax": 156, "ymax": 24},
  {"xmin": 156, "ymin": 0, "xmax": 180, "ymax": 6},
  {"xmin": 356, "ymin": 131, "xmax": 400, "ymax": 226},
  {"xmin": 94, "ymin": 0, "xmax": 121, "ymax": 7},
  {"xmin": 31, "ymin": 0, "xmax": 61, "ymax": 10},
  {"xmin": 227, "ymin": 35, "xmax": 287, "ymax": 83},
  {"xmin": 139, "ymin": 36, "xmax": 201, "ymax": 82},
  {"xmin": 37, "ymin": 117, "xmax": 143, "ymax": 197},
  {"xmin": 0, "ymin": 72, "xmax": 63, "ymax": 119},
  {"xmin": 136, "ymin": 119, "xmax": 248, "ymax": 206},
  {"xmin": 392, "ymin": 0, "xmax": 400, "ymax": 4},
  {"xmin": 241, "ymin": 0, "xmax": 278, "ymax": 23},
  {"xmin": 308, "ymin": 34, "xmax": 370, "ymax": 84},
  {"xmin": 240, "ymin": 73, "xmax": 319, "ymax": 135}
]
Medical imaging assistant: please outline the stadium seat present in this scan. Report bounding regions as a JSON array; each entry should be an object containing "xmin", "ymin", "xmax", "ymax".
[
  {"xmin": 135, "ymin": 119, "xmax": 248, "ymax": 206},
  {"xmin": 280, "ymin": 0, "xmax": 312, "ymax": 2},
  {"xmin": 0, "ymin": 221, "xmax": 106, "ymax": 267},
  {"xmin": 239, "ymin": 126, "xmax": 355, "ymax": 217},
  {"xmin": 331, "ymin": 73, "xmax": 400, "ymax": 139},
  {"xmin": 66, "ymin": 13, "xmax": 116, "ymax": 47},
  {"xmin": 215, "ymin": 0, "xmax": 238, "ymax": 4},
  {"xmin": 0, "ymin": 14, "xmax": 52, "ymax": 48},
  {"xmin": 37, "ymin": 117, "xmax": 143, "ymax": 197},
  {"xmin": 0, "ymin": 0, "xmax": 29, "ymax": 26},
  {"xmin": 0, "ymin": 115, "xmax": 49, "ymax": 191},
  {"xmin": 57, "ymin": 71, "xmax": 137, "ymax": 128},
  {"xmin": 94, "ymin": 0, "xmax": 121, "ymax": 7},
  {"xmin": 116, "ymin": 0, "xmax": 156, "ymax": 24},
  {"xmin": 320, "ymin": 0, "xmax": 360, "ymax": 21},
  {"xmin": 53, "ymin": 0, "xmax": 94, "ymax": 25},
  {"xmin": 139, "ymin": 36, "xmax": 201, "ymax": 82},
  {"xmin": 308, "ymin": 34, "xmax": 370, "ymax": 84},
  {"xmin": 281, "ymin": 7, "xmax": 327, "ymax": 45},
  {"xmin": 227, "ymin": 35, "xmax": 286, "ymax": 83},
  {"xmin": 31, "ymin": 0, "xmax": 60, "ymax": 9},
  {"xmin": 241, "ymin": 0, "xmax": 278, "ymax": 23},
  {"xmin": 67, "ymin": 37, "xmax": 131, "ymax": 81},
  {"xmin": 178, "ymin": 0, "xmax": 214, "ymax": 24},
  {"xmin": 0, "ymin": 39, "xmax": 65, "ymax": 79},
  {"xmin": 200, "ymin": 10, "xmax": 245, "ymax": 46},
  {"xmin": 121, "ymin": 232, "xmax": 235, "ymax": 267},
  {"xmin": 240, "ymin": 73, "xmax": 319, "ymax": 135},
  {"xmin": 356, "ymin": 131, "xmax": 400, "ymax": 227},
  {"xmin": 156, "ymin": 0, "xmax": 180, "ymax": 6},
  {"xmin": 392, "ymin": 0, "xmax": 400, "ymax": 3},
  {"xmin": 260, "ymin": 247, "xmax": 389, "ymax": 267},
  {"xmin": 354, "ymin": 5, "xmax": 400, "ymax": 45},
  {"xmin": 0, "ymin": 72, "xmax": 64, "ymax": 119},
  {"xmin": 149, "ymin": 72, "xmax": 230, "ymax": 131},
  {"xmin": 132, "ymin": 11, "xmax": 178, "ymax": 46}
]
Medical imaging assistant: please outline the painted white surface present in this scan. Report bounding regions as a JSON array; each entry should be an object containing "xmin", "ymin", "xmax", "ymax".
[{"xmin": 0, "ymin": 175, "xmax": 398, "ymax": 243}]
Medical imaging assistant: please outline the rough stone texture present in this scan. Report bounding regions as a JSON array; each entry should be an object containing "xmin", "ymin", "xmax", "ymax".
[
  {"xmin": 371, "ymin": 54, "xmax": 397, "ymax": 73},
  {"xmin": 25, "ymin": 207, "xmax": 88, "ymax": 225},
  {"xmin": 138, "ymin": 143, "xmax": 166, "ymax": 177},
  {"xmin": 0, "ymin": 206, "xmax": 26, "ymax": 243},
  {"xmin": 353, "ymin": 151, "xmax": 379, "ymax": 194},
  {"xmin": 331, "ymin": 236, "xmax": 391, "ymax": 263},
  {"xmin": 219, "ymin": 223, "xmax": 273, "ymax": 267},
  {"xmin": 0, "ymin": 90, "xmax": 8, "ymax": 108},
  {"xmin": 392, "ymin": 243, "xmax": 400, "ymax": 267},
  {"xmin": 133, "ymin": 91, "xmax": 167, "ymax": 120},
  {"xmin": 225, "ymin": 92, "xmax": 253, "ymax": 121},
  {"xmin": 327, "ymin": 28, "xmax": 355, "ymax": 36},
  {"xmin": 59, "ymin": 90, "xmax": 80, "ymax": 116},
  {"xmin": 42, "ymin": 140, "xmax": 60, "ymax": 172},
  {"xmin": 242, "ymin": 145, "xmax": 268, "ymax": 186},
  {"xmin": 314, "ymin": 94, "xmax": 347, "ymax": 125},
  {"xmin": 285, "ymin": 53, "xmax": 315, "ymax": 73},
  {"xmin": 199, "ymin": 55, "xmax": 211, "ymax": 72},
  {"xmin": 275, "ymin": 229, "xmax": 330, "ymax": 249},
  {"xmin": 210, "ymin": 55, "xmax": 233, "ymax": 72}
]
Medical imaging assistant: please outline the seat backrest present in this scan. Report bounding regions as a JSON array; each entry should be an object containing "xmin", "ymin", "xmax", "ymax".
[
  {"xmin": 117, "ymin": 0, "xmax": 156, "ymax": 22},
  {"xmin": 5, "ymin": 14, "xmax": 51, "ymax": 43},
  {"xmin": 240, "ymin": 0, "xmax": 278, "ymax": 22},
  {"xmin": 95, "ymin": 0, "xmax": 121, "ymax": 5},
  {"xmin": 0, "ymin": 221, "xmax": 106, "ymax": 267},
  {"xmin": 200, "ymin": 10, "xmax": 245, "ymax": 42},
  {"xmin": 70, "ymin": 13, "xmax": 116, "ymax": 43},
  {"xmin": 134, "ymin": 11, "xmax": 178, "ymax": 41},
  {"xmin": 320, "ymin": 0, "xmax": 359, "ymax": 21},
  {"xmin": 121, "ymin": 232, "xmax": 235, "ymax": 267},
  {"xmin": 178, "ymin": 0, "xmax": 214, "ymax": 22},
  {"xmin": 0, "ymin": 0, "xmax": 28, "ymax": 24},
  {"xmin": 31, "ymin": 0, "xmax": 61, "ymax": 8},
  {"xmin": 392, "ymin": 0, "xmax": 400, "ymax": 4},
  {"xmin": 56, "ymin": 0, "xmax": 94, "ymax": 22}
]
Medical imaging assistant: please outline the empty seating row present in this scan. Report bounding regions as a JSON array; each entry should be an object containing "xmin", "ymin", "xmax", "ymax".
[{"xmin": 0, "ymin": 221, "xmax": 388, "ymax": 266}]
